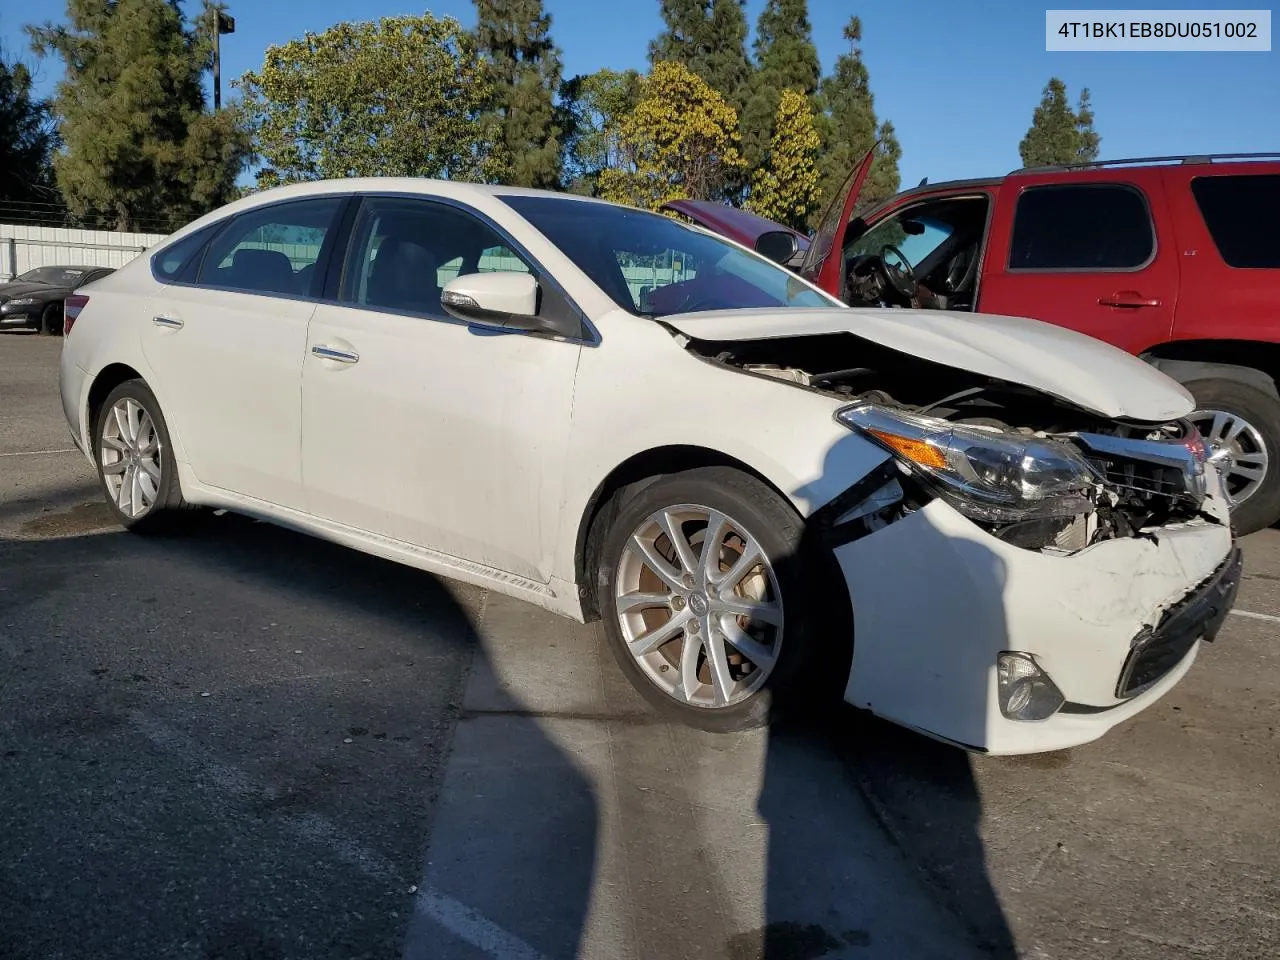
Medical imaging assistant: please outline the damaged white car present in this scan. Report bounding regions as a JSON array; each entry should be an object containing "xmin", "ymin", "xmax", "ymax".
[{"xmin": 59, "ymin": 181, "xmax": 1242, "ymax": 755}]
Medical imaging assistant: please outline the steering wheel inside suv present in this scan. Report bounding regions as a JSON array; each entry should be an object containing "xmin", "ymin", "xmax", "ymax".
[{"xmin": 879, "ymin": 244, "xmax": 918, "ymax": 299}]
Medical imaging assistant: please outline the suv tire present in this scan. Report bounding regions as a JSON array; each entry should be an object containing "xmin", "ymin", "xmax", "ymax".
[{"xmin": 1187, "ymin": 378, "xmax": 1280, "ymax": 535}]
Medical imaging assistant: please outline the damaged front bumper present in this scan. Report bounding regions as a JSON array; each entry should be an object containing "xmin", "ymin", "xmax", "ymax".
[{"xmin": 832, "ymin": 496, "xmax": 1238, "ymax": 755}]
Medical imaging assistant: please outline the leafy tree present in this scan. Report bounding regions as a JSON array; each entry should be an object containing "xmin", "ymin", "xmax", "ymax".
[
  {"xmin": 558, "ymin": 68, "xmax": 642, "ymax": 195},
  {"xmin": 0, "ymin": 43, "xmax": 56, "ymax": 204},
  {"xmin": 598, "ymin": 60, "xmax": 744, "ymax": 210},
  {"xmin": 1018, "ymin": 77, "xmax": 1101, "ymax": 167},
  {"xmin": 747, "ymin": 89, "xmax": 820, "ymax": 230},
  {"xmin": 740, "ymin": 0, "xmax": 820, "ymax": 170},
  {"xmin": 649, "ymin": 0, "xmax": 751, "ymax": 113},
  {"xmin": 27, "ymin": 0, "xmax": 250, "ymax": 232},
  {"xmin": 475, "ymin": 0, "xmax": 564, "ymax": 189},
  {"xmin": 814, "ymin": 16, "xmax": 900, "ymax": 227},
  {"xmin": 237, "ymin": 14, "xmax": 497, "ymax": 187}
]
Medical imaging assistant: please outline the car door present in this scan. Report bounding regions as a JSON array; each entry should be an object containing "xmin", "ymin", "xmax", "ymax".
[
  {"xmin": 300, "ymin": 195, "xmax": 583, "ymax": 583},
  {"xmin": 977, "ymin": 174, "xmax": 1178, "ymax": 354},
  {"xmin": 142, "ymin": 195, "xmax": 349, "ymax": 508},
  {"xmin": 798, "ymin": 143, "xmax": 880, "ymax": 294}
]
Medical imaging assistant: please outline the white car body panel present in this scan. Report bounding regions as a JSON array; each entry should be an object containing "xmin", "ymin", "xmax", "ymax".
[
  {"xmin": 57, "ymin": 177, "xmax": 1238, "ymax": 755},
  {"xmin": 661, "ymin": 306, "xmax": 1196, "ymax": 421},
  {"xmin": 141, "ymin": 286, "xmax": 316, "ymax": 507}
]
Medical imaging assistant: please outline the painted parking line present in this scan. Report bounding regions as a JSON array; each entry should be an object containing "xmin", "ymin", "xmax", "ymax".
[
  {"xmin": 0, "ymin": 447, "xmax": 79, "ymax": 457},
  {"xmin": 1229, "ymin": 608, "xmax": 1280, "ymax": 624}
]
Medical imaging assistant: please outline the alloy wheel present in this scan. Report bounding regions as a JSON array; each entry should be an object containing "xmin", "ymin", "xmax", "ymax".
[
  {"xmin": 100, "ymin": 397, "xmax": 163, "ymax": 519},
  {"xmin": 1189, "ymin": 408, "xmax": 1269, "ymax": 507},
  {"xmin": 614, "ymin": 504, "xmax": 783, "ymax": 709}
]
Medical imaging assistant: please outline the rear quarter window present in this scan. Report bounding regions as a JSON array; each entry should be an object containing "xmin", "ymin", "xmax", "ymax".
[
  {"xmin": 1190, "ymin": 174, "xmax": 1280, "ymax": 268},
  {"xmin": 1009, "ymin": 183, "xmax": 1154, "ymax": 271}
]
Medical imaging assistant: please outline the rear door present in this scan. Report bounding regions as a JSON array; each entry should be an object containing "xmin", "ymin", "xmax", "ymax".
[
  {"xmin": 142, "ymin": 195, "xmax": 349, "ymax": 508},
  {"xmin": 978, "ymin": 172, "xmax": 1178, "ymax": 354}
]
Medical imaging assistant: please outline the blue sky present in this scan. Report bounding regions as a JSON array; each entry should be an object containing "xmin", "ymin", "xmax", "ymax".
[{"xmin": 4, "ymin": 0, "xmax": 1278, "ymax": 188}]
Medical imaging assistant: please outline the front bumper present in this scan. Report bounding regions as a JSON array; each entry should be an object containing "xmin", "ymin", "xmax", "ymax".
[{"xmin": 835, "ymin": 498, "xmax": 1237, "ymax": 755}]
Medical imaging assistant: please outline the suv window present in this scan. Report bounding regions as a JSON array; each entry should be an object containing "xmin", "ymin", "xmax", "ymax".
[
  {"xmin": 1009, "ymin": 184, "xmax": 1153, "ymax": 271},
  {"xmin": 1191, "ymin": 174, "xmax": 1280, "ymax": 269},
  {"xmin": 198, "ymin": 197, "xmax": 343, "ymax": 296},
  {"xmin": 342, "ymin": 198, "xmax": 534, "ymax": 317}
]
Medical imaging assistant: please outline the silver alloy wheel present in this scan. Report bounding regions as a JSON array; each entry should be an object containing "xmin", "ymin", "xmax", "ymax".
[
  {"xmin": 99, "ymin": 397, "xmax": 163, "ymax": 519},
  {"xmin": 1189, "ymin": 408, "xmax": 1269, "ymax": 507},
  {"xmin": 614, "ymin": 504, "xmax": 783, "ymax": 709}
]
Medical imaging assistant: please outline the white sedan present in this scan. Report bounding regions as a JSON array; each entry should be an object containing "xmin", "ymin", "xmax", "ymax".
[{"xmin": 58, "ymin": 179, "xmax": 1242, "ymax": 754}]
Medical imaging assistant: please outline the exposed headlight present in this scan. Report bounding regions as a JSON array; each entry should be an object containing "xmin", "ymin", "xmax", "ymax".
[
  {"xmin": 836, "ymin": 402, "xmax": 1100, "ymax": 523},
  {"xmin": 6, "ymin": 297, "xmax": 36, "ymax": 306}
]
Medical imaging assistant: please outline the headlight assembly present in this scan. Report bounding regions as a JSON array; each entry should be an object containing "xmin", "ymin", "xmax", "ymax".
[
  {"xmin": 7, "ymin": 297, "xmax": 36, "ymax": 306},
  {"xmin": 836, "ymin": 402, "xmax": 1101, "ymax": 523}
]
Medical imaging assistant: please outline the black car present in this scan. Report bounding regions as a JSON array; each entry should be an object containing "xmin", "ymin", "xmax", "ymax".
[{"xmin": 0, "ymin": 265, "xmax": 116, "ymax": 335}]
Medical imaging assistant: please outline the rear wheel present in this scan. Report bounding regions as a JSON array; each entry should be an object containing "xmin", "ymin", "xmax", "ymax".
[
  {"xmin": 94, "ymin": 379, "xmax": 197, "ymax": 533},
  {"xmin": 1186, "ymin": 378, "xmax": 1280, "ymax": 535},
  {"xmin": 594, "ymin": 466, "xmax": 846, "ymax": 732}
]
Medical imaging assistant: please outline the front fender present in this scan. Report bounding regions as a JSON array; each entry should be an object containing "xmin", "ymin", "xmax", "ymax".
[{"xmin": 554, "ymin": 314, "xmax": 891, "ymax": 584}]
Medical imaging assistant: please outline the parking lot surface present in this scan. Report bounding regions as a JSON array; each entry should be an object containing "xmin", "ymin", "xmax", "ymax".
[{"xmin": 2, "ymin": 331, "xmax": 1277, "ymax": 959}]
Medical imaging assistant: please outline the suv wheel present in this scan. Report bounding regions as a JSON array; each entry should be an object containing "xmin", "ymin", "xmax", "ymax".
[{"xmin": 1187, "ymin": 378, "xmax": 1280, "ymax": 535}]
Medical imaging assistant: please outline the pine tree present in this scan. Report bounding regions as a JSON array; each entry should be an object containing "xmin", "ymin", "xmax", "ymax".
[
  {"xmin": 475, "ymin": 0, "xmax": 564, "ymax": 188},
  {"xmin": 28, "ymin": 0, "xmax": 249, "ymax": 231},
  {"xmin": 740, "ymin": 0, "xmax": 820, "ymax": 170},
  {"xmin": 1019, "ymin": 78, "xmax": 1102, "ymax": 167},
  {"xmin": 814, "ymin": 16, "xmax": 900, "ymax": 226},
  {"xmin": 0, "ymin": 46, "xmax": 56, "ymax": 205},
  {"xmin": 648, "ymin": 0, "xmax": 750, "ymax": 113},
  {"xmin": 747, "ymin": 89, "xmax": 820, "ymax": 230},
  {"xmin": 1075, "ymin": 88, "xmax": 1101, "ymax": 162}
]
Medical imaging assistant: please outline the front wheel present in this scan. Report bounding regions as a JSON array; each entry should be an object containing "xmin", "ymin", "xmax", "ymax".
[
  {"xmin": 1186, "ymin": 378, "xmax": 1280, "ymax": 536},
  {"xmin": 594, "ymin": 466, "xmax": 847, "ymax": 732},
  {"xmin": 94, "ymin": 379, "xmax": 197, "ymax": 533},
  {"xmin": 39, "ymin": 303, "xmax": 62, "ymax": 335}
]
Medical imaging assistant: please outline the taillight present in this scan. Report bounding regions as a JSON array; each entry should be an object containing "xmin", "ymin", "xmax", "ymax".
[{"xmin": 64, "ymin": 294, "xmax": 89, "ymax": 335}]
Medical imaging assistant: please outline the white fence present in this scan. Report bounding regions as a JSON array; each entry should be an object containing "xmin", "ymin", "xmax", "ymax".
[{"xmin": 0, "ymin": 224, "xmax": 168, "ymax": 281}]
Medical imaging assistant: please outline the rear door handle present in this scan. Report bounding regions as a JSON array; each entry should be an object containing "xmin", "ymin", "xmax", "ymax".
[
  {"xmin": 311, "ymin": 344, "xmax": 359, "ymax": 364},
  {"xmin": 152, "ymin": 315, "xmax": 184, "ymax": 329},
  {"xmin": 1099, "ymin": 292, "xmax": 1162, "ymax": 308}
]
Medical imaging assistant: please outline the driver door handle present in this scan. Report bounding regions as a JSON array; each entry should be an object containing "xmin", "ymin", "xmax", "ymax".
[
  {"xmin": 152, "ymin": 315, "xmax": 184, "ymax": 329},
  {"xmin": 311, "ymin": 344, "xmax": 359, "ymax": 364},
  {"xmin": 1099, "ymin": 291, "xmax": 1161, "ymax": 308}
]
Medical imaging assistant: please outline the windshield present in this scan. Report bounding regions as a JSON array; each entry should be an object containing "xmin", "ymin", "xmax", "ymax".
[
  {"xmin": 16, "ymin": 266, "xmax": 92, "ymax": 285},
  {"xmin": 500, "ymin": 196, "xmax": 839, "ymax": 317}
]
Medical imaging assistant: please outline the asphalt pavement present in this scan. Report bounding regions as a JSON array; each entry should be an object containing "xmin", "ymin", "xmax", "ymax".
[{"xmin": 2, "ymin": 330, "xmax": 1277, "ymax": 960}]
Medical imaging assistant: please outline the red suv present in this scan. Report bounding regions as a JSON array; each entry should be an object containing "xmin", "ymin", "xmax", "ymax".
[{"xmin": 677, "ymin": 152, "xmax": 1280, "ymax": 534}]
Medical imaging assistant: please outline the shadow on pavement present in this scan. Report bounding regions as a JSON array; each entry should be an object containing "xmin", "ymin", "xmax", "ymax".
[{"xmin": 0, "ymin": 511, "xmax": 597, "ymax": 960}]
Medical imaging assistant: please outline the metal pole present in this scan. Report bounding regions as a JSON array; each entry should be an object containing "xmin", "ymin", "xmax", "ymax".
[{"xmin": 213, "ymin": 20, "xmax": 221, "ymax": 110}]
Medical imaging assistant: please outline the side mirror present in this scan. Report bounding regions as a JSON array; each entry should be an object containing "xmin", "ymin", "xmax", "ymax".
[
  {"xmin": 755, "ymin": 230, "xmax": 799, "ymax": 264},
  {"xmin": 441, "ymin": 271, "xmax": 551, "ymax": 333}
]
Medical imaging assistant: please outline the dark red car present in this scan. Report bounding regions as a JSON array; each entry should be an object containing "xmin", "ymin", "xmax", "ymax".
[{"xmin": 690, "ymin": 150, "xmax": 1280, "ymax": 535}]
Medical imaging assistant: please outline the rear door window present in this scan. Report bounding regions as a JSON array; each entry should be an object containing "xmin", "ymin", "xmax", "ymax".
[
  {"xmin": 1009, "ymin": 184, "xmax": 1154, "ymax": 271},
  {"xmin": 1190, "ymin": 174, "xmax": 1280, "ymax": 268},
  {"xmin": 198, "ymin": 197, "xmax": 344, "ymax": 297}
]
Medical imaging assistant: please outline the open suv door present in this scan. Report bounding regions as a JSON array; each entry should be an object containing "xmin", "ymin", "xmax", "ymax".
[{"xmin": 799, "ymin": 143, "xmax": 879, "ymax": 293}]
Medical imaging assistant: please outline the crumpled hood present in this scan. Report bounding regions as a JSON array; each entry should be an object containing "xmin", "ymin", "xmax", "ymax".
[{"xmin": 664, "ymin": 306, "xmax": 1194, "ymax": 422}]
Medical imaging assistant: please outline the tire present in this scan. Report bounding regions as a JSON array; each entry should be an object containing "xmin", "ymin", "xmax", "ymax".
[
  {"xmin": 93, "ymin": 379, "xmax": 198, "ymax": 533},
  {"xmin": 1186, "ymin": 378, "xmax": 1280, "ymax": 536},
  {"xmin": 39, "ymin": 303, "xmax": 62, "ymax": 335},
  {"xmin": 594, "ymin": 466, "xmax": 849, "ymax": 732}
]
